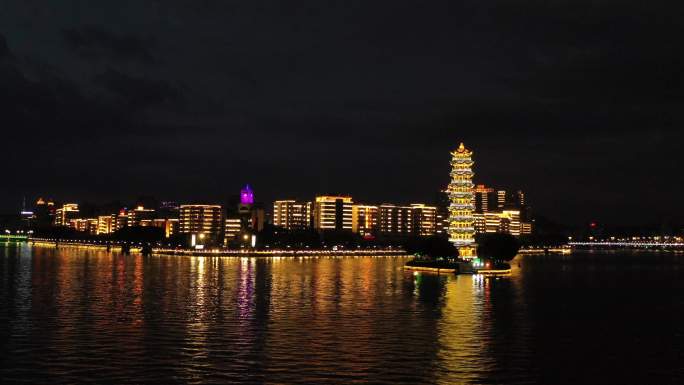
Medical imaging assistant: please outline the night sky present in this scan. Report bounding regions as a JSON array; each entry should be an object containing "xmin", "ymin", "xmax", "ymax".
[{"xmin": 2, "ymin": 1, "xmax": 683, "ymax": 226}]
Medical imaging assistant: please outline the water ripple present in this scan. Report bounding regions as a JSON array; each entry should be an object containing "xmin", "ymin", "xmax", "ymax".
[{"xmin": 1, "ymin": 246, "xmax": 684, "ymax": 384}]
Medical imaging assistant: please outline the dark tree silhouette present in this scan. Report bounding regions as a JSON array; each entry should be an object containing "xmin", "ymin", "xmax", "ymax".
[
  {"xmin": 403, "ymin": 236, "xmax": 457, "ymax": 259},
  {"xmin": 476, "ymin": 233, "xmax": 520, "ymax": 262}
]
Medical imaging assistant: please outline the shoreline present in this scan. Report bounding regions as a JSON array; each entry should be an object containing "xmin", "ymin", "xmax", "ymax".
[{"xmin": 25, "ymin": 239, "xmax": 408, "ymax": 257}]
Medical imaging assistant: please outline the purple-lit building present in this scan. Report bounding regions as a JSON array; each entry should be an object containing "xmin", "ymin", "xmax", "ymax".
[{"xmin": 240, "ymin": 185, "xmax": 254, "ymax": 205}]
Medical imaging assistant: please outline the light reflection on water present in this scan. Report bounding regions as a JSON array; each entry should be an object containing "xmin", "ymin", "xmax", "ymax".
[{"xmin": 1, "ymin": 245, "xmax": 683, "ymax": 384}]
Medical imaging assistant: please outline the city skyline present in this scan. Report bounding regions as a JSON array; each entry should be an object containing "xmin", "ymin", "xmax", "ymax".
[{"xmin": 1, "ymin": 147, "xmax": 678, "ymax": 229}]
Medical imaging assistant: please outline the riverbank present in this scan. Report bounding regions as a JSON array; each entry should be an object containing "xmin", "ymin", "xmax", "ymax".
[
  {"xmin": 518, "ymin": 246, "xmax": 571, "ymax": 254},
  {"xmin": 26, "ymin": 238, "xmax": 407, "ymax": 257}
]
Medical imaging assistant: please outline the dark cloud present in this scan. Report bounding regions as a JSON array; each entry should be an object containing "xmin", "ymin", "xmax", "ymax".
[
  {"xmin": 61, "ymin": 26, "xmax": 154, "ymax": 64},
  {"xmin": 0, "ymin": 38, "xmax": 117, "ymax": 140},
  {"xmin": 92, "ymin": 68, "xmax": 184, "ymax": 111},
  {"xmin": 0, "ymin": 35, "xmax": 10, "ymax": 59}
]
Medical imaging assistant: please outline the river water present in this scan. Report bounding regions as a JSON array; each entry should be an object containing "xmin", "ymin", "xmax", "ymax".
[{"xmin": 1, "ymin": 245, "xmax": 683, "ymax": 384}]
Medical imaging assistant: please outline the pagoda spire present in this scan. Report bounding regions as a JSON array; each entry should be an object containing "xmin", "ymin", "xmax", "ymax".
[{"xmin": 447, "ymin": 142, "xmax": 477, "ymax": 259}]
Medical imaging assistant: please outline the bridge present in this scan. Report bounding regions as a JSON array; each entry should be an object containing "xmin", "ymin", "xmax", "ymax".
[
  {"xmin": 0, "ymin": 234, "xmax": 29, "ymax": 242},
  {"xmin": 569, "ymin": 241, "xmax": 684, "ymax": 249}
]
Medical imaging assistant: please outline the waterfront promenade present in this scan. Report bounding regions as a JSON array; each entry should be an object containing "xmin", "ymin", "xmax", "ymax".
[{"xmin": 25, "ymin": 238, "xmax": 407, "ymax": 257}]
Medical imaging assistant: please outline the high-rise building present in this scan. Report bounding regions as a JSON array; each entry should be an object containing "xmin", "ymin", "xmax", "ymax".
[
  {"xmin": 474, "ymin": 213, "xmax": 486, "ymax": 233},
  {"xmin": 273, "ymin": 200, "xmax": 312, "ymax": 230},
  {"xmin": 497, "ymin": 190, "xmax": 507, "ymax": 210},
  {"xmin": 69, "ymin": 218, "xmax": 89, "ymax": 232},
  {"xmin": 127, "ymin": 206, "xmax": 155, "ymax": 226},
  {"xmin": 116, "ymin": 209, "xmax": 129, "ymax": 230},
  {"xmin": 377, "ymin": 203, "xmax": 437, "ymax": 236},
  {"xmin": 224, "ymin": 218, "xmax": 242, "ymax": 245},
  {"xmin": 164, "ymin": 219, "xmax": 179, "ymax": 238},
  {"xmin": 235, "ymin": 184, "xmax": 264, "ymax": 233},
  {"xmin": 411, "ymin": 204, "xmax": 437, "ymax": 236},
  {"xmin": 497, "ymin": 190, "xmax": 525, "ymax": 209},
  {"xmin": 250, "ymin": 203, "xmax": 265, "ymax": 232},
  {"xmin": 240, "ymin": 184, "xmax": 255, "ymax": 205},
  {"xmin": 521, "ymin": 221, "xmax": 533, "ymax": 235},
  {"xmin": 314, "ymin": 195, "xmax": 353, "ymax": 231},
  {"xmin": 179, "ymin": 204, "xmax": 223, "ymax": 245},
  {"xmin": 502, "ymin": 210, "xmax": 521, "ymax": 236},
  {"xmin": 473, "ymin": 210, "xmax": 532, "ymax": 237},
  {"xmin": 86, "ymin": 218, "xmax": 98, "ymax": 234},
  {"xmin": 435, "ymin": 208, "xmax": 449, "ymax": 236},
  {"xmin": 34, "ymin": 197, "xmax": 56, "ymax": 226},
  {"xmin": 474, "ymin": 185, "xmax": 497, "ymax": 213},
  {"xmin": 485, "ymin": 212, "xmax": 502, "ymax": 233},
  {"xmin": 447, "ymin": 143, "xmax": 476, "ymax": 259},
  {"xmin": 97, "ymin": 215, "xmax": 116, "ymax": 235},
  {"xmin": 352, "ymin": 204, "xmax": 379, "ymax": 236},
  {"xmin": 379, "ymin": 204, "xmax": 412, "ymax": 235},
  {"xmin": 238, "ymin": 184, "xmax": 254, "ymax": 217},
  {"xmin": 55, "ymin": 203, "xmax": 80, "ymax": 226},
  {"xmin": 68, "ymin": 218, "xmax": 97, "ymax": 234}
]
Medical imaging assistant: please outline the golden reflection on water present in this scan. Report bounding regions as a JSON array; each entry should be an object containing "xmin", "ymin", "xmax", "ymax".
[
  {"xmin": 2, "ymin": 246, "xmax": 533, "ymax": 384},
  {"xmin": 3, "ymin": 246, "xmax": 683, "ymax": 384}
]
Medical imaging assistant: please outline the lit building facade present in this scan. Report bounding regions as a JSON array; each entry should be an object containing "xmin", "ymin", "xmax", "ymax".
[
  {"xmin": 521, "ymin": 221, "xmax": 532, "ymax": 235},
  {"xmin": 54, "ymin": 203, "xmax": 80, "ymax": 226},
  {"xmin": 497, "ymin": 190, "xmax": 507, "ymax": 210},
  {"xmin": 497, "ymin": 190, "xmax": 525, "ymax": 210},
  {"xmin": 87, "ymin": 219, "xmax": 98, "ymax": 234},
  {"xmin": 379, "ymin": 204, "xmax": 412, "ymax": 235},
  {"xmin": 473, "ymin": 210, "xmax": 532, "ymax": 236},
  {"xmin": 447, "ymin": 143, "xmax": 476, "ymax": 259},
  {"xmin": 224, "ymin": 218, "xmax": 242, "ymax": 245},
  {"xmin": 127, "ymin": 206, "xmax": 155, "ymax": 226},
  {"xmin": 67, "ymin": 218, "xmax": 97, "ymax": 234},
  {"xmin": 435, "ymin": 208, "xmax": 449, "ymax": 236},
  {"xmin": 97, "ymin": 215, "xmax": 116, "ymax": 235},
  {"xmin": 473, "ymin": 213, "xmax": 487, "ymax": 234},
  {"xmin": 474, "ymin": 185, "xmax": 497, "ymax": 213},
  {"xmin": 502, "ymin": 210, "xmax": 521, "ymax": 236},
  {"xmin": 352, "ymin": 204, "xmax": 379, "ymax": 236},
  {"xmin": 69, "ymin": 218, "xmax": 89, "ymax": 232},
  {"xmin": 314, "ymin": 195, "xmax": 353, "ymax": 231},
  {"xmin": 179, "ymin": 204, "xmax": 223, "ymax": 245},
  {"xmin": 236, "ymin": 185, "xmax": 264, "ymax": 233},
  {"xmin": 164, "ymin": 219, "xmax": 179, "ymax": 238},
  {"xmin": 114, "ymin": 209, "xmax": 127, "ymax": 230},
  {"xmin": 377, "ymin": 203, "xmax": 437, "ymax": 236},
  {"xmin": 411, "ymin": 204, "xmax": 437, "ymax": 236},
  {"xmin": 240, "ymin": 185, "xmax": 255, "ymax": 205},
  {"xmin": 273, "ymin": 200, "xmax": 313, "ymax": 230}
]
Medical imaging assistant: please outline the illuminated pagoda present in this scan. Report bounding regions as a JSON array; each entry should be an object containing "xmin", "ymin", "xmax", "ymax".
[{"xmin": 447, "ymin": 142, "xmax": 477, "ymax": 259}]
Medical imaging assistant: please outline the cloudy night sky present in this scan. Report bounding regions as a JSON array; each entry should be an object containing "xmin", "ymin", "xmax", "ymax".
[{"xmin": 1, "ymin": 1, "xmax": 683, "ymax": 226}]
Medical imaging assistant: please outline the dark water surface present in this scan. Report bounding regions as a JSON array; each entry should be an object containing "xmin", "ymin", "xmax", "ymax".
[{"xmin": 1, "ymin": 245, "xmax": 683, "ymax": 384}]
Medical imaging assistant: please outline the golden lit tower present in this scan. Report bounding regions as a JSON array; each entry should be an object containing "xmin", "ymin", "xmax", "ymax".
[{"xmin": 448, "ymin": 143, "xmax": 477, "ymax": 259}]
